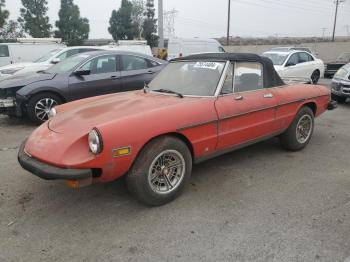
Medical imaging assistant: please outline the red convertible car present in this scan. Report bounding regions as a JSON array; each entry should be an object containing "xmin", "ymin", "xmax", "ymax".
[{"xmin": 18, "ymin": 53, "xmax": 336, "ymax": 206}]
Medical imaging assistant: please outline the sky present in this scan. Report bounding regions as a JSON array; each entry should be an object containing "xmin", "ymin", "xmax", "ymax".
[{"xmin": 5, "ymin": 0, "xmax": 350, "ymax": 39}]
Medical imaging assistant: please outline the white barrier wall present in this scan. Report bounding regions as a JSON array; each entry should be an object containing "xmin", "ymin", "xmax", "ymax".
[{"xmin": 224, "ymin": 41, "xmax": 350, "ymax": 62}]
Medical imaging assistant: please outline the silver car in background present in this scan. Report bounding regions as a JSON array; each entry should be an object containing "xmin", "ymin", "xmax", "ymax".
[{"xmin": 331, "ymin": 63, "xmax": 350, "ymax": 103}]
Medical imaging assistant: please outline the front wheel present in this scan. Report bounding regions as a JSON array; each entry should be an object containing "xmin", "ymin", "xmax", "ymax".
[
  {"xmin": 27, "ymin": 93, "xmax": 62, "ymax": 124},
  {"xmin": 280, "ymin": 107, "xmax": 314, "ymax": 151},
  {"xmin": 126, "ymin": 136, "xmax": 192, "ymax": 206}
]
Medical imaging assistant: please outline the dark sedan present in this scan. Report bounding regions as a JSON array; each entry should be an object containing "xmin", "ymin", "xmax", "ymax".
[
  {"xmin": 325, "ymin": 52, "xmax": 350, "ymax": 78},
  {"xmin": 0, "ymin": 51, "xmax": 166, "ymax": 123}
]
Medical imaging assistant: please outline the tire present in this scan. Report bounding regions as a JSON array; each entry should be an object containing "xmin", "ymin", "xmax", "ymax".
[
  {"xmin": 27, "ymin": 93, "xmax": 63, "ymax": 124},
  {"xmin": 280, "ymin": 107, "xmax": 314, "ymax": 151},
  {"xmin": 126, "ymin": 136, "xmax": 192, "ymax": 206},
  {"xmin": 331, "ymin": 93, "xmax": 346, "ymax": 103},
  {"xmin": 311, "ymin": 70, "xmax": 320, "ymax": 84}
]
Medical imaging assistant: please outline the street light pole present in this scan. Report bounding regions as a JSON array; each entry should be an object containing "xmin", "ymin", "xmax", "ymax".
[
  {"xmin": 227, "ymin": 0, "xmax": 231, "ymax": 46},
  {"xmin": 158, "ymin": 0, "xmax": 164, "ymax": 48},
  {"xmin": 332, "ymin": 0, "xmax": 341, "ymax": 42}
]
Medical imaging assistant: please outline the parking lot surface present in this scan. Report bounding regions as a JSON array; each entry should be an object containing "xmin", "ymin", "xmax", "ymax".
[{"xmin": 0, "ymin": 79, "xmax": 349, "ymax": 262}]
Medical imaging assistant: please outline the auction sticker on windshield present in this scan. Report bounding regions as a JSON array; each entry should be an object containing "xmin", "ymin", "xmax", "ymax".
[{"xmin": 194, "ymin": 62, "xmax": 220, "ymax": 70}]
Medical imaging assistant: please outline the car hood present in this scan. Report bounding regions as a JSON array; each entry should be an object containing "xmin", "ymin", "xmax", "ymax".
[
  {"xmin": 0, "ymin": 72, "xmax": 56, "ymax": 89},
  {"xmin": 49, "ymin": 91, "xmax": 197, "ymax": 134},
  {"xmin": 0, "ymin": 62, "xmax": 36, "ymax": 70}
]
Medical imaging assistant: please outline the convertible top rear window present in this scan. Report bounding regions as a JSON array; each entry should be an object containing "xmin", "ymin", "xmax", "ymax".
[{"xmin": 149, "ymin": 61, "xmax": 225, "ymax": 96}]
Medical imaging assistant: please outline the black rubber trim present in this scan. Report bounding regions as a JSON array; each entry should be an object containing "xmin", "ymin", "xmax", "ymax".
[{"xmin": 18, "ymin": 141, "xmax": 92, "ymax": 180}]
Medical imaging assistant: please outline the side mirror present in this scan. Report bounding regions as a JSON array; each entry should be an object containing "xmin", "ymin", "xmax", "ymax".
[
  {"xmin": 74, "ymin": 68, "xmax": 91, "ymax": 76},
  {"xmin": 51, "ymin": 58, "xmax": 61, "ymax": 64}
]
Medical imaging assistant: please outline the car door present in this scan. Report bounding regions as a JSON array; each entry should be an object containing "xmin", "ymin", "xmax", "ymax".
[
  {"xmin": 120, "ymin": 55, "xmax": 161, "ymax": 91},
  {"xmin": 68, "ymin": 54, "xmax": 122, "ymax": 100},
  {"xmin": 215, "ymin": 62, "xmax": 278, "ymax": 150},
  {"xmin": 297, "ymin": 52, "xmax": 317, "ymax": 78},
  {"xmin": 283, "ymin": 52, "xmax": 305, "ymax": 78}
]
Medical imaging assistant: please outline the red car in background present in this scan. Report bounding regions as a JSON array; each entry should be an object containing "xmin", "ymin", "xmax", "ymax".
[{"xmin": 18, "ymin": 53, "xmax": 336, "ymax": 206}]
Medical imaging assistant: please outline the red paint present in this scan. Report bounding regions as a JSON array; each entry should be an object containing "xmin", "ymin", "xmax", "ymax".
[{"xmin": 24, "ymin": 83, "xmax": 331, "ymax": 184}]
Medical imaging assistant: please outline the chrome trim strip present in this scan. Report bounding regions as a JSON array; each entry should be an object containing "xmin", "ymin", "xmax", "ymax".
[
  {"xmin": 214, "ymin": 61, "xmax": 230, "ymax": 97},
  {"xmin": 177, "ymin": 119, "xmax": 218, "ymax": 131}
]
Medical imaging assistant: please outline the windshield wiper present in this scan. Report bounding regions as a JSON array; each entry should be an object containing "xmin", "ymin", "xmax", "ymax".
[
  {"xmin": 152, "ymin": 88, "xmax": 184, "ymax": 98},
  {"xmin": 143, "ymin": 82, "xmax": 150, "ymax": 93}
]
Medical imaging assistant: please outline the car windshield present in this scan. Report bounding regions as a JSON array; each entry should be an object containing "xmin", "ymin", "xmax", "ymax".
[
  {"xmin": 148, "ymin": 61, "xmax": 226, "ymax": 96},
  {"xmin": 263, "ymin": 52, "xmax": 289, "ymax": 65},
  {"xmin": 44, "ymin": 54, "xmax": 90, "ymax": 74},
  {"xmin": 337, "ymin": 53, "xmax": 350, "ymax": 61},
  {"xmin": 34, "ymin": 49, "xmax": 64, "ymax": 63}
]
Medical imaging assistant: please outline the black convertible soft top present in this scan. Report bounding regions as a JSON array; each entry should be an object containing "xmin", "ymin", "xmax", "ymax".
[{"xmin": 172, "ymin": 53, "xmax": 285, "ymax": 88}]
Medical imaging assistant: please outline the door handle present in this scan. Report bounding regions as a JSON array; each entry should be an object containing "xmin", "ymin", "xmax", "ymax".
[
  {"xmin": 263, "ymin": 93, "xmax": 274, "ymax": 98},
  {"xmin": 147, "ymin": 70, "xmax": 155, "ymax": 74},
  {"xmin": 111, "ymin": 75, "xmax": 120, "ymax": 80},
  {"xmin": 234, "ymin": 95, "xmax": 243, "ymax": 101}
]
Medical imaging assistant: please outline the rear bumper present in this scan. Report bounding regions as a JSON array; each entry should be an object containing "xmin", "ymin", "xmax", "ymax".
[{"xmin": 18, "ymin": 142, "xmax": 93, "ymax": 181}]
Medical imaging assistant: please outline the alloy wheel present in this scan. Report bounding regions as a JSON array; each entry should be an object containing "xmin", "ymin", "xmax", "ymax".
[
  {"xmin": 34, "ymin": 98, "xmax": 58, "ymax": 121},
  {"xmin": 296, "ymin": 115, "xmax": 313, "ymax": 144},
  {"xmin": 148, "ymin": 150, "xmax": 186, "ymax": 194}
]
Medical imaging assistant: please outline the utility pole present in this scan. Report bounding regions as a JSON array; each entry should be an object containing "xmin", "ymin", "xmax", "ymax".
[
  {"xmin": 321, "ymin": 27, "xmax": 327, "ymax": 40},
  {"xmin": 158, "ymin": 0, "xmax": 164, "ymax": 48},
  {"xmin": 226, "ymin": 0, "xmax": 231, "ymax": 46},
  {"xmin": 332, "ymin": 0, "xmax": 345, "ymax": 42}
]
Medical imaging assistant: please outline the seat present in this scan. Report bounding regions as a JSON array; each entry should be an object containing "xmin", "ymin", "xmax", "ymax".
[{"xmin": 236, "ymin": 73, "xmax": 260, "ymax": 92}]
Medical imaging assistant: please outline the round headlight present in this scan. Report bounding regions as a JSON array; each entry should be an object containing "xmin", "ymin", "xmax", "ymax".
[
  {"xmin": 88, "ymin": 128, "xmax": 103, "ymax": 154},
  {"xmin": 48, "ymin": 108, "xmax": 57, "ymax": 119}
]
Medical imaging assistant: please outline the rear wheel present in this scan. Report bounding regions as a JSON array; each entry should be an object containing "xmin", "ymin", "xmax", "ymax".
[
  {"xmin": 27, "ymin": 93, "xmax": 62, "ymax": 124},
  {"xmin": 280, "ymin": 107, "xmax": 314, "ymax": 151},
  {"xmin": 311, "ymin": 70, "xmax": 320, "ymax": 84},
  {"xmin": 126, "ymin": 136, "xmax": 192, "ymax": 206},
  {"xmin": 331, "ymin": 93, "xmax": 346, "ymax": 103}
]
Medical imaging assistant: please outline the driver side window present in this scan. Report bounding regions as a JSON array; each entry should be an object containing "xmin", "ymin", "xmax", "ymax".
[
  {"xmin": 287, "ymin": 53, "xmax": 299, "ymax": 66},
  {"xmin": 80, "ymin": 55, "xmax": 117, "ymax": 75}
]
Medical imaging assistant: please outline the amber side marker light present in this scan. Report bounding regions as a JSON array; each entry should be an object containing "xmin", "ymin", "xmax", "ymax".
[
  {"xmin": 112, "ymin": 147, "xmax": 131, "ymax": 158},
  {"xmin": 65, "ymin": 177, "xmax": 93, "ymax": 188},
  {"xmin": 65, "ymin": 180, "xmax": 80, "ymax": 188}
]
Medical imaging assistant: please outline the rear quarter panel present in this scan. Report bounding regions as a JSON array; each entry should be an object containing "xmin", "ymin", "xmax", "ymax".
[{"xmin": 271, "ymin": 84, "xmax": 330, "ymax": 131}]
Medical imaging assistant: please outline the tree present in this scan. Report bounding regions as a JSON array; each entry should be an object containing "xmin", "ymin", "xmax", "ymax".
[
  {"xmin": 18, "ymin": 0, "xmax": 52, "ymax": 37},
  {"xmin": 142, "ymin": 0, "xmax": 158, "ymax": 47},
  {"xmin": 0, "ymin": 0, "xmax": 24, "ymax": 40},
  {"xmin": 108, "ymin": 0, "xmax": 134, "ymax": 41},
  {"xmin": 55, "ymin": 0, "xmax": 90, "ymax": 46},
  {"xmin": 131, "ymin": 0, "xmax": 145, "ymax": 39},
  {"xmin": 0, "ymin": 0, "xmax": 9, "ymax": 28},
  {"xmin": 0, "ymin": 20, "xmax": 24, "ymax": 40}
]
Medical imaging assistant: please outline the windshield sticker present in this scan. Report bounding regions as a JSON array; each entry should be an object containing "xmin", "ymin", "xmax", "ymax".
[{"xmin": 194, "ymin": 62, "xmax": 220, "ymax": 70}]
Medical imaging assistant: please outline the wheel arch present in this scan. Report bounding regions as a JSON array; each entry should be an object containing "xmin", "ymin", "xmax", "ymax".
[
  {"xmin": 302, "ymin": 101, "xmax": 317, "ymax": 116},
  {"xmin": 28, "ymin": 89, "xmax": 67, "ymax": 104},
  {"xmin": 136, "ymin": 132, "xmax": 195, "ymax": 163}
]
